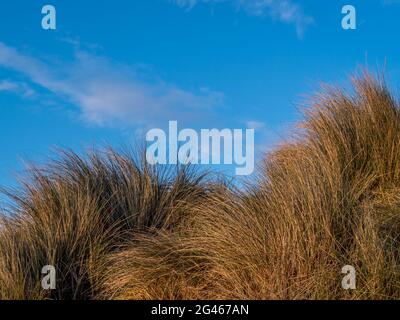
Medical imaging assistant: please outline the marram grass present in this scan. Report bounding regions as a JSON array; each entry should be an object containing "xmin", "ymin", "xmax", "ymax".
[{"xmin": 1, "ymin": 73, "xmax": 399, "ymax": 300}]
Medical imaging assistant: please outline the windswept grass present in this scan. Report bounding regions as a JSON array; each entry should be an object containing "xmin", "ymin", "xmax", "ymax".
[
  {"xmin": 1, "ymin": 72, "xmax": 399, "ymax": 300},
  {"xmin": 0, "ymin": 150, "xmax": 210, "ymax": 299}
]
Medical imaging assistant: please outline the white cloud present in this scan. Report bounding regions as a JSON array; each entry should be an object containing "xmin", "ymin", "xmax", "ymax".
[
  {"xmin": 246, "ymin": 120, "xmax": 266, "ymax": 130},
  {"xmin": 172, "ymin": 0, "xmax": 314, "ymax": 37},
  {"xmin": 0, "ymin": 79, "xmax": 34, "ymax": 97},
  {"xmin": 0, "ymin": 80, "xmax": 17, "ymax": 92},
  {"xmin": 0, "ymin": 42, "xmax": 224, "ymax": 126}
]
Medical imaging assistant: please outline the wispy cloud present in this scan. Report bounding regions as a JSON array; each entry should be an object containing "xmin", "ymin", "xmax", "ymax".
[
  {"xmin": 0, "ymin": 42, "xmax": 224, "ymax": 127},
  {"xmin": 245, "ymin": 120, "xmax": 266, "ymax": 130},
  {"xmin": 0, "ymin": 80, "xmax": 18, "ymax": 92},
  {"xmin": 0, "ymin": 79, "xmax": 34, "ymax": 97},
  {"xmin": 172, "ymin": 0, "xmax": 314, "ymax": 37},
  {"xmin": 245, "ymin": 119, "xmax": 280, "ymax": 155}
]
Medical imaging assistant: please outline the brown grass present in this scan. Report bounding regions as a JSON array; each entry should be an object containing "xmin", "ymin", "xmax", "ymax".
[{"xmin": 1, "ymin": 72, "xmax": 400, "ymax": 300}]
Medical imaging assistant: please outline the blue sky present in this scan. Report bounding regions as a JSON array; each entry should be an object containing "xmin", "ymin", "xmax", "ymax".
[{"xmin": 1, "ymin": 0, "xmax": 400, "ymax": 192}]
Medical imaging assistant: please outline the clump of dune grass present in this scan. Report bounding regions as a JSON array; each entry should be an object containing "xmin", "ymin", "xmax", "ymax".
[
  {"xmin": 97, "ymin": 72, "xmax": 400, "ymax": 300},
  {"xmin": 175, "ymin": 72, "xmax": 400, "ymax": 299},
  {"xmin": 0, "ymin": 149, "xmax": 209, "ymax": 300},
  {"xmin": 1, "ymin": 72, "xmax": 400, "ymax": 300}
]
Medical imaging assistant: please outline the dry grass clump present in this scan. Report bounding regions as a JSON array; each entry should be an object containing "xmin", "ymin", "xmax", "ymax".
[
  {"xmin": 1, "ymin": 72, "xmax": 400, "ymax": 300},
  {"xmin": 167, "ymin": 73, "xmax": 400, "ymax": 299},
  {"xmin": 0, "ymin": 150, "xmax": 209, "ymax": 299}
]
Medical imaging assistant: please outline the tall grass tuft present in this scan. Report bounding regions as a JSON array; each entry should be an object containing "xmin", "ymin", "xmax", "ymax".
[
  {"xmin": 1, "ymin": 72, "xmax": 400, "ymax": 299},
  {"xmin": 0, "ymin": 149, "xmax": 209, "ymax": 299}
]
